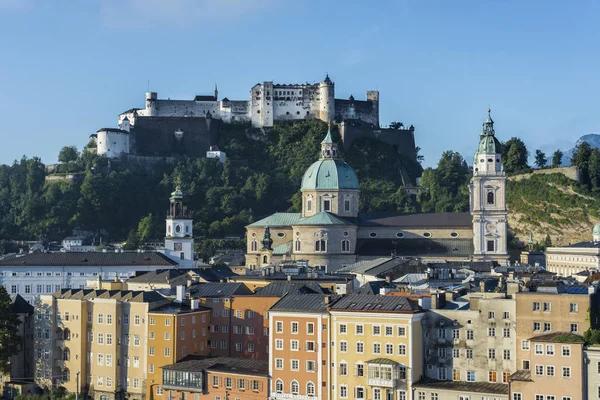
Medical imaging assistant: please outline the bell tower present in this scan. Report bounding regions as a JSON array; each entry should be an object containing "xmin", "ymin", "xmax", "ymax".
[
  {"xmin": 164, "ymin": 184, "xmax": 194, "ymax": 267},
  {"xmin": 470, "ymin": 109, "xmax": 509, "ymax": 264}
]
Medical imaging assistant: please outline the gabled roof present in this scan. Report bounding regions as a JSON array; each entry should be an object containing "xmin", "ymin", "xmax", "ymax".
[
  {"xmin": 414, "ymin": 379, "xmax": 508, "ymax": 395},
  {"xmin": 329, "ymin": 294, "xmax": 421, "ymax": 313},
  {"xmin": 508, "ymin": 370, "xmax": 532, "ymax": 382},
  {"xmin": 255, "ymin": 281, "xmax": 324, "ymax": 297},
  {"xmin": 270, "ymin": 293, "xmax": 337, "ymax": 312},
  {"xmin": 0, "ymin": 252, "xmax": 178, "ymax": 267},
  {"xmin": 192, "ymin": 268, "xmax": 237, "ymax": 282},
  {"xmin": 188, "ymin": 282, "xmax": 252, "ymax": 298},
  {"xmin": 127, "ymin": 269, "xmax": 185, "ymax": 284},
  {"xmin": 528, "ymin": 332, "xmax": 584, "ymax": 343},
  {"xmin": 294, "ymin": 212, "xmax": 354, "ymax": 226},
  {"xmin": 53, "ymin": 289, "xmax": 166, "ymax": 303},
  {"xmin": 11, "ymin": 294, "xmax": 33, "ymax": 314},
  {"xmin": 163, "ymin": 356, "xmax": 268, "ymax": 376},
  {"xmin": 272, "ymin": 241, "xmax": 292, "ymax": 255},
  {"xmin": 356, "ymin": 281, "xmax": 396, "ymax": 295}
]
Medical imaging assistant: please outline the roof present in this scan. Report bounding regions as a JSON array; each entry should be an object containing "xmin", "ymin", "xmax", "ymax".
[
  {"xmin": 270, "ymin": 293, "xmax": 336, "ymax": 313},
  {"xmin": 301, "ymin": 159, "xmax": 360, "ymax": 190},
  {"xmin": 248, "ymin": 213, "xmax": 302, "ymax": 228},
  {"xmin": 127, "ymin": 269, "xmax": 185, "ymax": 284},
  {"xmin": 255, "ymin": 281, "xmax": 324, "ymax": 297},
  {"xmin": 272, "ymin": 241, "xmax": 292, "ymax": 256},
  {"xmin": 366, "ymin": 358, "xmax": 398, "ymax": 365},
  {"xmin": 508, "ymin": 370, "xmax": 532, "ymax": 382},
  {"xmin": 329, "ymin": 294, "xmax": 421, "ymax": 313},
  {"xmin": 528, "ymin": 332, "xmax": 585, "ymax": 343},
  {"xmin": 0, "ymin": 252, "xmax": 178, "ymax": 267},
  {"xmin": 414, "ymin": 379, "xmax": 508, "ymax": 395},
  {"xmin": 53, "ymin": 289, "xmax": 167, "ymax": 303},
  {"xmin": 294, "ymin": 212, "xmax": 354, "ymax": 226},
  {"xmin": 163, "ymin": 356, "xmax": 268, "ymax": 376},
  {"xmin": 149, "ymin": 301, "xmax": 211, "ymax": 314},
  {"xmin": 357, "ymin": 238, "xmax": 474, "ymax": 258},
  {"xmin": 556, "ymin": 240, "xmax": 600, "ymax": 249},
  {"xmin": 336, "ymin": 257, "xmax": 417, "ymax": 276},
  {"xmin": 188, "ymin": 282, "xmax": 252, "ymax": 298},
  {"xmin": 192, "ymin": 268, "xmax": 237, "ymax": 282},
  {"xmin": 231, "ymin": 272, "xmax": 349, "ymax": 282},
  {"xmin": 96, "ymin": 128, "xmax": 129, "ymax": 134},
  {"xmin": 11, "ymin": 294, "xmax": 33, "ymax": 314},
  {"xmin": 193, "ymin": 95, "xmax": 217, "ymax": 101},
  {"xmin": 356, "ymin": 281, "xmax": 396, "ymax": 295},
  {"xmin": 357, "ymin": 212, "xmax": 472, "ymax": 228}
]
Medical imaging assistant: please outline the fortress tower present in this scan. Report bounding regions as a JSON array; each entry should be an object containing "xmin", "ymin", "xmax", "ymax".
[
  {"xmin": 319, "ymin": 74, "xmax": 335, "ymax": 123},
  {"xmin": 145, "ymin": 92, "xmax": 158, "ymax": 117}
]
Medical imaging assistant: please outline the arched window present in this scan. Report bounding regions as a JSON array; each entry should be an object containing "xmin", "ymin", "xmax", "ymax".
[
  {"xmin": 56, "ymin": 328, "xmax": 63, "ymax": 340},
  {"xmin": 251, "ymin": 240, "xmax": 258, "ymax": 252},
  {"xmin": 295, "ymin": 240, "xmax": 301, "ymax": 252},
  {"xmin": 63, "ymin": 348, "xmax": 70, "ymax": 361},
  {"xmin": 341, "ymin": 239, "xmax": 350, "ymax": 252},
  {"xmin": 63, "ymin": 328, "xmax": 71, "ymax": 340},
  {"xmin": 487, "ymin": 191, "xmax": 495, "ymax": 205},
  {"xmin": 291, "ymin": 380, "xmax": 299, "ymax": 395},
  {"xmin": 62, "ymin": 368, "xmax": 70, "ymax": 382},
  {"xmin": 263, "ymin": 255, "xmax": 268, "ymax": 264},
  {"xmin": 275, "ymin": 379, "xmax": 283, "ymax": 393},
  {"xmin": 315, "ymin": 240, "xmax": 327, "ymax": 252},
  {"xmin": 307, "ymin": 382, "xmax": 315, "ymax": 396}
]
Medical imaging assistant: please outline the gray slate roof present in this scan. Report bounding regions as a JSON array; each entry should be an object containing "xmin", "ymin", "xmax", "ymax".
[
  {"xmin": 127, "ymin": 269, "xmax": 185, "ymax": 283},
  {"xmin": 163, "ymin": 356, "xmax": 268, "ymax": 376},
  {"xmin": 356, "ymin": 281, "xmax": 396, "ymax": 295},
  {"xmin": 192, "ymin": 268, "xmax": 238, "ymax": 282},
  {"xmin": 270, "ymin": 293, "xmax": 337, "ymax": 313},
  {"xmin": 188, "ymin": 282, "xmax": 252, "ymax": 298},
  {"xmin": 53, "ymin": 289, "xmax": 167, "ymax": 303},
  {"xmin": 413, "ymin": 380, "xmax": 508, "ymax": 395},
  {"xmin": 358, "ymin": 212, "xmax": 472, "ymax": 228},
  {"xmin": 255, "ymin": 281, "xmax": 325, "ymax": 297},
  {"xmin": 329, "ymin": 294, "xmax": 421, "ymax": 313},
  {"xmin": 11, "ymin": 294, "xmax": 33, "ymax": 314},
  {"xmin": 0, "ymin": 252, "xmax": 177, "ymax": 267}
]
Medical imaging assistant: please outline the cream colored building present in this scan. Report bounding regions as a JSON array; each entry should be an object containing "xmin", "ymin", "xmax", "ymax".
[
  {"xmin": 245, "ymin": 112, "xmax": 509, "ymax": 272},
  {"xmin": 585, "ymin": 345, "xmax": 600, "ymax": 400},
  {"xmin": 329, "ymin": 294, "xmax": 424, "ymax": 400},
  {"xmin": 545, "ymin": 224, "xmax": 600, "ymax": 276},
  {"xmin": 34, "ymin": 289, "xmax": 169, "ymax": 400}
]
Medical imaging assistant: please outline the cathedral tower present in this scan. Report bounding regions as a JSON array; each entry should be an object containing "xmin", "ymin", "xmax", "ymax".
[
  {"xmin": 470, "ymin": 109, "xmax": 509, "ymax": 264},
  {"xmin": 164, "ymin": 185, "xmax": 194, "ymax": 267}
]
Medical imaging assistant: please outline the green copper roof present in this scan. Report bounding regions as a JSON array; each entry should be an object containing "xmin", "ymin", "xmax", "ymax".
[
  {"xmin": 301, "ymin": 159, "xmax": 359, "ymax": 191},
  {"xmin": 473, "ymin": 109, "xmax": 502, "ymax": 162},
  {"xmin": 295, "ymin": 212, "xmax": 354, "ymax": 226},
  {"xmin": 248, "ymin": 213, "xmax": 302, "ymax": 227},
  {"xmin": 593, "ymin": 223, "xmax": 600, "ymax": 238},
  {"xmin": 322, "ymin": 128, "xmax": 334, "ymax": 144},
  {"xmin": 273, "ymin": 241, "xmax": 293, "ymax": 255},
  {"xmin": 170, "ymin": 185, "xmax": 183, "ymax": 199}
]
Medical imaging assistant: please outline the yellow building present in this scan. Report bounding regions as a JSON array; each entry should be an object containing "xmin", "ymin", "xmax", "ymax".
[
  {"xmin": 34, "ymin": 289, "xmax": 169, "ymax": 400},
  {"xmin": 329, "ymin": 294, "xmax": 424, "ymax": 400}
]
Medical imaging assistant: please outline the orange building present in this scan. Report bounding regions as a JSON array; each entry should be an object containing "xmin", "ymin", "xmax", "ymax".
[
  {"xmin": 269, "ymin": 293, "xmax": 333, "ymax": 400},
  {"xmin": 146, "ymin": 300, "xmax": 211, "ymax": 400},
  {"xmin": 509, "ymin": 332, "xmax": 585, "ymax": 400},
  {"xmin": 161, "ymin": 357, "xmax": 269, "ymax": 400},
  {"xmin": 192, "ymin": 283, "xmax": 280, "ymax": 360}
]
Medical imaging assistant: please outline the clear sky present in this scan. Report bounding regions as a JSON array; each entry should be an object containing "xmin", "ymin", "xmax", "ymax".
[{"xmin": 0, "ymin": 0, "xmax": 598, "ymax": 167}]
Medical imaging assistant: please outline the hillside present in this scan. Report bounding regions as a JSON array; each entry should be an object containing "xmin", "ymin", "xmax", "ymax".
[{"xmin": 507, "ymin": 172, "xmax": 600, "ymax": 246}]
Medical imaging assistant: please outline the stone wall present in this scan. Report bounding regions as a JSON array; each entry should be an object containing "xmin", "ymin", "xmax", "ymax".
[
  {"xmin": 509, "ymin": 166, "xmax": 581, "ymax": 183},
  {"xmin": 339, "ymin": 119, "xmax": 417, "ymax": 161}
]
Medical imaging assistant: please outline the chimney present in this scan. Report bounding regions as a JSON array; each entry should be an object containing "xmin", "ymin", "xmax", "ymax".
[
  {"xmin": 175, "ymin": 285, "xmax": 185, "ymax": 303},
  {"xmin": 191, "ymin": 299, "xmax": 199, "ymax": 310},
  {"xmin": 287, "ymin": 275, "xmax": 292, "ymax": 281},
  {"xmin": 324, "ymin": 296, "xmax": 330, "ymax": 305},
  {"xmin": 430, "ymin": 292, "xmax": 439, "ymax": 310}
]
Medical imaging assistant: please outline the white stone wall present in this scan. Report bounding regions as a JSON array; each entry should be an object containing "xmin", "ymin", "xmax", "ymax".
[
  {"xmin": 301, "ymin": 190, "xmax": 360, "ymax": 218},
  {"xmin": 545, "ymin": 248, "xmax": 600, "ymax": 276}
]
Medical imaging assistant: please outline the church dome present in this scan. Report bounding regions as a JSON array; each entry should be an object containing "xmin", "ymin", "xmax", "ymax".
[
  {"xmin": 593, "ymin": 223, "xmax": 600, "ymax": 241},
  {"xmin": 473, "ymin": 109, "xmax": 502, "ymax": 163},
  {"xmin": 301, "ymin": 159, "xmax": 359, "ymax": 191}
]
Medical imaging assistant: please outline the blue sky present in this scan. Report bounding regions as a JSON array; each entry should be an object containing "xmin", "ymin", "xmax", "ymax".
[{"xmin": 0, "ymin": 0, "xmax": 598, "ymax": 167}]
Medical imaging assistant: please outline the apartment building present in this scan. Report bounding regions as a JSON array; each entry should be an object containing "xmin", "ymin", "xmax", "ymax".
[
  {"xmin": 192, "ymin": 282, "xmax": 279, "ymax": 360},
  {"xmin": 415, "ymin": 293, "xmax": 513, "ymax": 400},
  {"xmin": 160, "ymin": 357, "xmax": 269, "ymax": 400},
  {"xmin": 329, "ymin": 294, "xmax": 424, "ymax": 400},
  {"xmin": 34, "ymin": 289, "xmax": 170, "ymax": 400},
  {"xmin": 509, "ymin": 332, "xmax": 585, "ymax": 400},
  {"xmin": 584, "ymin": 345, "xmax": 600, "ymax": 400},
  {"xmin": 515, "ymin": 283, "xmax": 598, "ymax": 370},
  {"xmin": 269, "ymin": 293, "xmax": 333, "ymax": 400},
  {"xmin": 146, "ymin": 300, "xmax": 211, "ymax": 400}
]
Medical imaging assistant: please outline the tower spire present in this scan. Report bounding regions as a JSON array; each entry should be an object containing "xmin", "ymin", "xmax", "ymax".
[
  {"xmin": 214, "ymin": 82, "xmax": 218, "ymax": 100},
  {"xmin": 320, "ymin": 125, "xmax": 338, "ymax": 159}
]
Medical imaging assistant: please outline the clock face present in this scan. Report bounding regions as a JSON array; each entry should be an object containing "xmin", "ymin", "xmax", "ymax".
[{"xmin": 486, "ymin": 222, "xmax": 496, "ymax": 232}]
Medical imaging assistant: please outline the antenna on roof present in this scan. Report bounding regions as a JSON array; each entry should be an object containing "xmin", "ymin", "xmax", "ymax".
[{"xmin": 147, "ymin": 80, "xmax": 150, "ymax": 92}]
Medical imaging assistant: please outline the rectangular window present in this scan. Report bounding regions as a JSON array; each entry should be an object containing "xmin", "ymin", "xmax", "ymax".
[
  {"xmin": 373, "ymin": 343, "xmax": 381, "ymax": 354},
  {"xmin": 373, "ymin": 325, "xmax": 381, "ymax": 335},
  {"xmin": 398, "ymin": 326, "xmax": 406, "ymax": 336},
  {"xmin": 503, "ymin": 311, "xmax": 510, "ymax": 319},
  {"xmin": 291, "ymin": 340, "xmax": 299, "ymax": 350},
  {"xmin": 544, "ymin": 322, "xmax": 552, "ymax": 331},
  {"xmin": 535, "ymin": 344, "xmax": 543, "ymax": 355},
  {"xmin": 488, "ymin": 371, "xmax": 497, "ymax": 382},
  {"xmin": 547, "ymin": 365, "xmax": 555, "ymax": 376},
  {"xmin": 276, "ymin": 321, "xmax": 283, "ymax": 333},
  {"xmin": 487, "ymin": 240, "xmax": 495, "ymax": 252},
  {"xmin": 323, "ymin": 199, "xmax": 331, "ymax": 211},
  {"xmin": 466, "ymin": 371, "xmax": 475, "ymax": 382},
  {"xmin": 466, "ymin": 349, "xmax": 473, "ymax": 359},
  {"xmin": 453, "ymin": 368, "xmax": 461, "ymax": 381},
  {"xmin": 488, "ymin": 327, "xmax": 496, "ymax": 337},
  {"xmin": 570, "ymin": 303, "xmax": 578, "ymax": 312},
  {"xmin": 275, "ymin": 358, "xmax": 283, "ymax": 369},
  {"xmin": 562, "ymin": 345, "xmax": 571, "ymax": 356},
  {"xmin": 535, "ymin": 365, "xmax": 543, "ymax": 376},
  {"xmin": 307, "ymin": 322, "xmax": 314, "ymax": 334},
  {"xmin": 134, "ymin": 314, "xmax": 140, "ymax": 325},
  {"xmin": 533, "ymin": 322, "xmax": 541, "ymax": 331},
  {"xmin": 438, "ymin": 368, "xmax": 447, "ymax": 380},
  {"xmin": 106, "ymin": 314, "xmax": 112, "ymax": 324},
  {"xmin": 291, "ymin": 322, "xmax": 299, "ymax": 333},
  {"xmin": 546, "ymin": 344, "xmax": 555, "ymax": 355},
  {"xmin": 306, "ymin": 360, "xmax": 316, "ymax": 371},
  {"xmin": 340, "ymin": 324, "xmax": 347, "ymax": 334},
  {"xmin": 543, "ymin": 302, "xmax": 551, "ymax": 312},
  {"xmin": 513, "ymin": 395, "xmax": 522, "ymax": 400},
  {"xmin": 571, "ymin": 323, "xmax": 578, "ymax": 333},
  {"xmin": 98, "ymin": 313, "xmax": 103, "ymax": 324},
  {"xmin": 275, "ymin": 339, "xmax": 283, "ymax": 350},
  {"xmin": 503, "ymin": 349, "xmax": 511, "ymax": 360},
  {"xmin": 488, "ymin": 349, "xmax": 496, "ymax": 360},
  {"xmin": 467, "ymin": 330, "xmax": 474, "ymax": 340},
  {"xmin": 562, "ymin": 367, "xmax": 571, "ymax": 378},
  {"xmin": 291, "ymin": 359, "xmax": 299, "ymax": 371},
  {"xmin": 344, "ymin": 199, "xmax": 351, "ymax": 212},
  {"xmin": 503, "ymin": 328, "xmax": 511, "ymax": 338},
  {"xmin": 340, "ymin": 341, "xmax": 347, "ymax": 352}
]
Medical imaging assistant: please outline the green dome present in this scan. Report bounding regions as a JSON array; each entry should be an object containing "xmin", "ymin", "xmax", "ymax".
[
  {"xmin": 301, "ymin": 159, "xmax": 359, "ymax": 191},
  {"xmin": 474, "ymin": 135, "xmax": 502, "ymax": 163},
  {"xmin": 593, "ymin": 223, "xmax": 600, "ymax": 239}
]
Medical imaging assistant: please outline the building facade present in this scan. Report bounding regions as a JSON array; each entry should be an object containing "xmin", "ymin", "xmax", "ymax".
[{"xmin": 544, "ymin": 224, "xmax": 600, "ymax": 276}]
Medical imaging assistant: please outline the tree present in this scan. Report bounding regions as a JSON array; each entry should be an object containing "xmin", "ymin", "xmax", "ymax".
[
  {"xmin": 136, "ymin": 213, "xmax": 161, "ymax": 243},
  {"xmin": 389, "ymin": 122, "xmax": 404, "ymax": 130},
  {"xmin": 415, "ymin": 146, "xmax": 424, "ymax": 164},
  {"xmin": 58, "ymin": 146, "xmax": 79, "ymax": 164},
  {"xmin": 544, "ymin": 234, "xmax": 552, "ymax": 249},
  {"xmin": 588, "ymin": 148, "xmax": 600, "ymax": 189},
  {"xmin": 534, "ymin": 150, "xmax": 547, "ymax": 169},
  {"xmin": 502, "ymin": 137, "xmax": 529, "ymax": 173},
  {"xmin": 571, "ymin": 142, "xmax": 592, "ymax": 185},
  {"xmin": 551, "ymin": 149, "xmax": 563, "ymax": 168},
  {"xmin": 0, "ymin": 286, "xmax": 22, "ymax": 374},
  {"xmin": 122, "ymin": 230, "xmax": 140, "ymax": 250}
]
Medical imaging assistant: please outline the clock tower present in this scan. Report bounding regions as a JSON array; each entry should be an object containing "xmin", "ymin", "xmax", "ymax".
[
  {"xmin": 164, "ymin": 185, "xmax": 194, "ymax": 267},
  {"xmin": 470, "ymin": 109, "xmax": 509, "ymax": 264}
]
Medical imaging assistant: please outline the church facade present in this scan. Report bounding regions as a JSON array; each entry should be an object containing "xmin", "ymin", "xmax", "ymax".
[{"xmin": 245, "ymin": 111, "xmax": 509, "ymax": 272}]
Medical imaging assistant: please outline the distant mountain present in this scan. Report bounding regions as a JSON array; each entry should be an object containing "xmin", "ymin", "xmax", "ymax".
[{"xmin": 562, "ymin": 134, "xmax": 600, "ymax": 166}]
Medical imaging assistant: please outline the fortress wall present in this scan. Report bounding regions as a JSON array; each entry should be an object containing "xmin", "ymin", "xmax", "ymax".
[
  {"xmin": 155, "ymin": 100, "xmax": 219, "ymax": 117},
  {"xmin": 508, "ymin": 166, "xmax": 581, "ymax": 183},
  {"xmin": 339, "ymin": 120, "xmax": 416, "ymax": 161}
]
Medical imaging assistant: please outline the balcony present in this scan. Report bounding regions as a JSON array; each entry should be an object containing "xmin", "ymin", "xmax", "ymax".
[{"xmin": 367, "ymin": 378, "xmax": 397, "ymax": 388}]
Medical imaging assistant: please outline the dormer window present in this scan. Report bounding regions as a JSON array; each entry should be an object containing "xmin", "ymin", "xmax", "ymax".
[
  {"xmin": 323, "ymin": 200, "xmax": 331, "ymax": 212},
  {"xmin": 344, "ymin": 198, "xmax": 351, "ymax": 212},
  {"xmin": 307, "ymin": 198, "xmax": 312, "ymax": 212}
]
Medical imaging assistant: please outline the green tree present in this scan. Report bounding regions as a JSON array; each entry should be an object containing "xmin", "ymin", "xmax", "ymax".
[
  {"xmin": 136, "ymin": 213, "xmax": 162, "ymax": 243},
  {"xmin": 122, "ymin": 229, "xmax": 140, "ymax": 250},
  {"xmin": 571, "ymin": 141, "xmax": 592, "ymax": 185},
  {"xmin": 544, "ymin": 234, "xmax": 552, "ymax": 249},
  {"xmin": 418, "ymin": 151, "xmax": 470, "ymax": 212},
  {"xmin": 58, "ymin": 146, "xmax": 79, "ymax": 164},
  {"xmin": 534, "ymin": 150, "xmax": 547, "ymax": 169},
  {"xmin": 389, "ymin": 122, "xmax": 404, "ymax": 130},
  {"xmin": 415, "ymin": 146, "xmax": 424, "ymax": 164},
  {"xmin": 551, "ymin": 149, "xmax": 563, "ymax": 168},
  {"xmin": 588, "ymin": 148, "xmax": 600, "ymax": 190},
  {"xmin": 502, "ymin": 137, "xmax": 529, "ymax": 173},
  {"xmin": 0, "ymin": 286, "xmax": 22, "ymax": 374}
]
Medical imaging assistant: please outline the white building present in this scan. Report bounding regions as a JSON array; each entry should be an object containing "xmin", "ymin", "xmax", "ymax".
[
  {"xmin": 545, "ymin": 223, "xmax": 600, "ymax": 276},
  {"xmin": 162, "ymin": 185, "xmax": 195, "ymax": 268},
  {"xmin": 206, "ymin": 145, "xmax": 226, "ymax": 163}
]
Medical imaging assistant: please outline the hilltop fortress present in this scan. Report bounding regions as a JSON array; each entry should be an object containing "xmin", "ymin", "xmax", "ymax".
[{"xmin": 91, "ymin": 75, "xmax": 416, "ymax": 163}]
